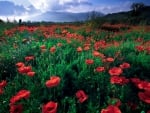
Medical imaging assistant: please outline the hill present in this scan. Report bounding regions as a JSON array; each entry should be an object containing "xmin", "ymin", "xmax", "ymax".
[{"xmin": 101, "ymin": 6, "xmax": 150, "ymax": 25}]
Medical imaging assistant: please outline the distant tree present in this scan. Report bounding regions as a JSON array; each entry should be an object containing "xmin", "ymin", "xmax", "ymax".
[
  {"xmin": 88, "ymin": 11, "xmax": 99, "ymax": 20},
  {"xmin": 0, "ymin": 19, "xmax": 4, "ymax": 23},
  {"xmin": 130, "ymin": 2, "xmax": 145, "ymax": 16},
  {"xmin": 13, "ymin": 18, "xmax": 17, "ymax": 24},
  {"xmin": 19, "ymin": 19, "xmax": 22, "ymax": 26},
  {"xmin": 7, "ymin": 18, "xmax": 10, "ymax": 23}
]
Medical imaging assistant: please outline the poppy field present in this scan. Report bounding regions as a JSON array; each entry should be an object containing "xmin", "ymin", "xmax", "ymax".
[{"xmin": 0, "ymin": 24, "xmax": 150, "ymax": 113}]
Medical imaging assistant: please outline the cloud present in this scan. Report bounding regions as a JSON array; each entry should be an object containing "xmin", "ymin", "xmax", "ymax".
[
  {"xmin": 28, "ymin": 0, "xmax": 92, "ymax": 12},
  {"xmin": 0, "ymin": 1, "xmax": 41, "ymax": 21},
  {"xmin": 0, "ymin": 1, "xmax": 27, "ymax": 15}
]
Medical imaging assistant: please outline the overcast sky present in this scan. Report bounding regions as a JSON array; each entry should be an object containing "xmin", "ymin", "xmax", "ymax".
[{"xmin": 0, "ymin": 0, "xmax": 150, "ymax": 21}]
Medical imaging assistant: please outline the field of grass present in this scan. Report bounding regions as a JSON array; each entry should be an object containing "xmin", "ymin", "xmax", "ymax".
[{"xmin": 0, "ymin": 23, "xmax": 150, "ymax": 113}]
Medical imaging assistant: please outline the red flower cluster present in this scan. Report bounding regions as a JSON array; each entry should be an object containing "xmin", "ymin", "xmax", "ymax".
[
  {"xmin": 76, "ymin": 90, "xmax": 88, "ymax": 103},
  {"xmin": 135, "ymin": 45, "xmax": 144, "ymax": 52},
  {"xmin": 42, "ymin": 101, "xmax": 58, "ymax": 113},
  {"xmin": 0, "ymin": 80, "xmax": 7, "ymax": 95},
  {"xmin": 45, "ymin": 76, "xmax": 61, "ymax": 88},
  {"xmin": 101, "ymin": 105, "xmax": 121, "ymax": 113},
  {"xmin": 93, "ymin": 51, "xmax": 105, "ymax": 58},
  {"xmin": 16, "ymin": 62, "xmax": 35, "ymax": 77},
  {"xmin": 137, "ymin": 81, "xmax": 150, "ymax": 91},
  {"xmin": 138, "ymin": 90, "xmax": 150, "ymax": 104},
  {"xmin": 94, "ymin": 40, "xmax": 106, "ymax": 50},
  {"xmin": 110, "ymin": 76, "xmax": 129, "ymax": 85},
  {"xmin": 16, "ymin": 62, "xmax": 25, "ymax": 68},
  {"xmin": 10, "ymin": 89, "xmax": 30, "ymax": 104},
  {"xmin": 109, "ymin": 66, "xmax": 129, "ymax": 85},
  {"xmin": 131, "ymin": 78, "xmax": 150, "ymax": 104},
  {"xmin": 18, "ymin": 66, "xmax": 32, "ymax": 74}
]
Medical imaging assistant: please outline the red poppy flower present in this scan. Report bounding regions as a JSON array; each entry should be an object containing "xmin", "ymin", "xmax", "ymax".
[
  {"xmin": 50, "ymin": 46, "xmax": 56, "ymax": 53},
  {"xmin": 16, "ymin": 62, "xmax": 25, "ymax": 68},
  {"xmin": 0, "ymin": 80, "xmax": 7, "ymax": 88},
  {"xmin": 84, "ymin": 46, "xmax": 90, "ymax": 51},
  {"xmin": 106, "ymin": 57, "xmax": 114, "ymax": 62},
  {"xmin": 93, "ymin": 51, "xmax": 100, "ymax": 57},
  {"xmin": 110, "ymin": 76, "xmax": 129, "ymax": 85},
  {"xmin": 46, "ymin": 76, "xmax": 61, "ymax": 88},
  {"xmin": 10, "ymin": 104, "xmax": 23, "ymax": 113},
  {"xmin": 26, "ymin": 71, "xmax": 35, "ymax": 77},
  {"xmin": 130, "ymin": 78, "xmax": 141, "ymax": 87},
  {"xmin": 77, "ymin": 47, "xmax": 82, "ymax": 52},
  {"xmin": 108, "ymin": 67, "xmax": 122, "ymax": 76},
  {"xmin": 18, "ymin": 66, "xmax": 32, "ymax": 74},
  {"xmin": 62, "ymin": 29, "xmax": 68, "ymax": 34},
  {"xmin": 25, "ymin": 56, "xmax": 34, "ymax": 61},
  {"xmin": 42, "ymin": 101, "xmax": 58, "ymax": 113},
  {"xmin": 57, "ymin": 43, "xmax": 62, "ymax": 47},
  {"xmin": 119, "ymin": 62, "xmax": 130, "ymax": 69},
  {"xmin": 10, "ymin": 90, "xmax": 30, "ymax": 104},
  {"xmin": 95, "ymin": 67, "xmax": 105, "ymax": 72},
  {"xmin": 137, "ymin": 81, "xmax": 150, "ymax": 91},
  {"xmin": 136, "ymin": 45, "xmax": 144, "ymax": 52},
  {"xmin": 85, "ymin": 59, "xmax": 94, "ymax": 65},
  {"xmin": 138, "ymin": 91, "xmax": 150, "ymax": 104},
  {"xmin": 145, "ymin": 46, "xmax": 150, "ymax": 54},
  {"xmin": 76, "ymin": 90, "xmax": 88, "ymax": 103},
  {"xmin": 40, "ymin": 45, "xmax": 46, "ymax": 49},
  {"xmin": 101, "ymin": 105, "xmax": 121, "ymax": 113}
]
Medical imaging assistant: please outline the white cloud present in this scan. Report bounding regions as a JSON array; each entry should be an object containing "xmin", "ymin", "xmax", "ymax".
[
  {"xmin": 0, "ymin": 0, "xmax": 30, "ymax": 7},
  {"xmin": 28, "ymin": 0, "xmax": 90, "ymax": 12},
  {"xmin": 28, "ymin": 0, "xmax": 58, "ymax": 12}
]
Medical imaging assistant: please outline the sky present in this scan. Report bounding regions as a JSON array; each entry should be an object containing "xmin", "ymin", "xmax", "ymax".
[{"xmin": 0, "ymin": 0, "xmax": 150, "ymax": 22}]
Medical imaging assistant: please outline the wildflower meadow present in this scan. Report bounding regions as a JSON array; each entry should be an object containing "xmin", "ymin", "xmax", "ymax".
[{"xmin": 0, "ymin": 24, "xmax": 150, "ymax": 113}]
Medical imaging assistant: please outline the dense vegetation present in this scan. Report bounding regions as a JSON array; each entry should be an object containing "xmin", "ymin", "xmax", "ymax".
[{"xmin": 0, "ymin": 23, "xmax": 150, "ymax": 113}]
